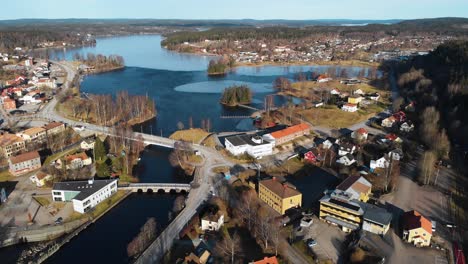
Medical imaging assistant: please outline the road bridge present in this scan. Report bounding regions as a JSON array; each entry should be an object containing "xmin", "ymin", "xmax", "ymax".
[{"xmin": 119, "ymin": 183, "xmax": 191, "ymax": 193}]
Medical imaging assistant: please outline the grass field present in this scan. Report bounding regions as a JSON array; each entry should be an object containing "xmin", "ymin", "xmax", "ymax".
[
  {"xmin": 0, "ymin": 170, "xmax": 13, "ymax": 182},
  {"xmin": 265, "ymin": 157, "xmax": 304, "ymax": 176},
  {"xmin": 298, "ymin": 105, "xmax": 382, "ymax": 128},
  {"xmin": 34, "ymin": 196, "xmax": 51, "ymax": 207},
  {"xmin": 169, "ymin": 128, "xmax": 210, "ymax": 144}
]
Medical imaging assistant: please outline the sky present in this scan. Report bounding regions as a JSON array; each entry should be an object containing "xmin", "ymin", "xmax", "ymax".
[{"xmin": 3, "ymin": 0, "xmax": 468, "ymax": 20}]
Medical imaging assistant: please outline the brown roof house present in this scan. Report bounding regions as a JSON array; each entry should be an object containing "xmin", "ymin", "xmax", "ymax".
[{"xmin": 259, "ymin": 178, "xmax": 302, "ymax": 215}]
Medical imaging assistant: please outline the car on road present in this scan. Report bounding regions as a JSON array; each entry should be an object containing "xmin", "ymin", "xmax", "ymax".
[
  {"xmin": 73, "ymin": 125, "xmax": 85, "ymax": 131},
  {"xmin": 55, "ymin": 217, "xmax": 63, "ymax": 225},
  {"xmin": 307, "ymin": 239, "xmax": 318, "ymax": 248}
]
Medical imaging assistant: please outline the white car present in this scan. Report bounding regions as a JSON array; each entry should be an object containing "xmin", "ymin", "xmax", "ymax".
[{"xmin": 73, "ymin": 125, "xmax": 85, "ymax": 131}]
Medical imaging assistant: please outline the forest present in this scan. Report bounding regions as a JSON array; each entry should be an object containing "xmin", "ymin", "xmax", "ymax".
[
  {"xmin": 0, "ymin": 30, "xmax": 94, "ymax": 51},
  {"xmin": 162, "ymin": 18, "xmax": 468, "ymax": 47},
  {"xmin": 220, "ymin": 85, "xmax": 252, "ymax": 106}
]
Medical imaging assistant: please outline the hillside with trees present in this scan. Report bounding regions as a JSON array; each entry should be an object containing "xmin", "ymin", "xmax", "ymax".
[
  {"xmin": 220, "ymin": 85, "xmax": 252, "ymax": 106},
  {"xmin": 73, "ymin": 53, "xmax": 125, "ymax": 73}
]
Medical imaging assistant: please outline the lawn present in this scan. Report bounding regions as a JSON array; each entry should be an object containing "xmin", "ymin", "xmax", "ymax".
[
  {"xmin": 298, "ymin": 107, "xmax": 376, "ymax": 129},
  {"xmin": 0, "ymin": 170, "xmax": 13, "ymax": 182},
  {"xmin": 34, "ymin": 196, "xmax": 51, "ymax": 207},
  {"xmin": 265, "ymin": 157, "xmax": 304, "ymax": 176},
  {"xmin": 169, "ymin": 128, "xmax": 210, "ymax": 144}
]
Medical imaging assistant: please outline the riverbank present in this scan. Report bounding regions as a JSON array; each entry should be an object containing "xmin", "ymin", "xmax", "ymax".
[{"xmin": 234, "ymin": 59, "xmax": 380, "ymax": 68}]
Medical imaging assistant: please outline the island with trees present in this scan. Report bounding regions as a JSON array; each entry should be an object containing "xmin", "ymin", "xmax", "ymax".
[
  {"xmin": 73, "ymin": 53, "xmax": 125, "ymax": 73},
  {"xmin": 207, "ymin": 57, "xmax": 235, "ymax": 76},
  {"xmin": 220, "ymin": 85, "xmax": 252, "ymax": 107}
]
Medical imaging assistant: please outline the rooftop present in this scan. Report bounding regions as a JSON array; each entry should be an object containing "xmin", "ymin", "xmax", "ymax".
[
  {"xmin": 361, "ymin": 203, "xmax": 393, "ymax": 226},
  {"xmin": 65, "ymin": 152, "xmax": 89, "ymax": 162},
  {"xmin": 260, "ymin": 178, "xmax": 301, "ymax": 199},
  {"xmin": 252, "ymin": 256, "xmax": 279, "ymax": 264},
  {"xmin": 336, "ymin": 175, "xmax": 372, "ymax": 198},
  {"xmin": 225, "ymin": 134, "xmax": 271, "ymax": 147},
  {"xmin": 270, "ymin": 123, "xmax": 309, "ymax": 139},
  {"xmin": 53, "ymin": 179, "xmax": 117, "ymax": 201},
  {"xmin": 20, "ymin": 127, "xmax": 45, "ymax": 136},
  {"xmin": 0, "ymin": 133, "xmax": 23, "ymax": 146},
  {"xmin": 9, "ymin": 151, "xmax": 40, "ymax": 164},
  {"xmin": 402, "ymin": 210, "xmax": 432, "ymax": 235},
  {"xmin": 43, "ymin": 122, "xmax": 64, "ymax": 130}
]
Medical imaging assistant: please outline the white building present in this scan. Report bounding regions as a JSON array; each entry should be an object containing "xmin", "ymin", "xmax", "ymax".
[
  {"xmin": 80, "ymin": 138, "xmax": 95, "ymax": 150},
  {"xmin": 370, "ymin": 156, "xmax": 390, "ymax": 171},
  {"xmin": 52, "ymin": 179, "xmax": 118, "ymax": 213},
  {"xmin": 201, "ymin": 213, "xmax": 224, "ymax": 231},
  {"xmin": 342, "ymin": 103, "xmax": 358, "ymax": 112},
  {"xmin": 336, "ymin": 154, "xmax": 356, "ymax": 166},
  {"xmin": 225, "ymin": 134, "xmax": 273, "ymax": 159}
]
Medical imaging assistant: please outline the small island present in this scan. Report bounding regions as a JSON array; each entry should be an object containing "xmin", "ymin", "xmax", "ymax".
[
  {"xmin": 220, "ymin": 85, "xmax": 252, "ymax": 106},
  {"xmin": 207, "ymin": 57, "xmax": 234, "ymax": 76}
]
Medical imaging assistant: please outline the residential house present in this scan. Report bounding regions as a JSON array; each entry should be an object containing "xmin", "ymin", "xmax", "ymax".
[
  {"xmin": 385, "ymin": 133, "xmax": 403, "ymax": 143},
  {"xmin": 3, "ymin": 98, "xmax": 16, "ymax": 110},
  {"xmin": 200, "ymin": 212, "xmax": 224, "ymax": 231},
  {"xmin": 30, "ymin": 171, "xmax": 52, "ymax": 187},
  {"xmin": 330, "ymin": 88, "xmax": 341, "ymax": 95},
  {"xmin": 16, "ymin": 127, "xmax": 47, "ymax": 142},
  {"xmin": 336, "ymin": 154, "xmax": 356, "ymax": 166},
  {"xmin": 263, "ymin": 123, "xmax": 310, "ymax": 146},
  {"xmin": 249, "ymin": 256, "xmax": 279, "ymax": 264},
  {"xmin": 52, "ymin": 179, "xmax": 118, "ymax": 213},
  {"xmin": 348, "ymin": 95, "xmax": 363, "ymax": 105},
  {"xmin": 65, "ymin": 152, "xmax": 92, "ymax": 170},
  {"xmin": 0, "ymin": 133, "xmax": 26, "ymax": 157},
  {"xmin": 342, "ymin": 103, "xmax": 358, "ymax": 112},
  {"xmin": 338, "ymin": 142, "xmax": 356, "ymax": 156},
  {"xmin": 361, "ymin": 203, "xmax": 393, "ymax": 235},
  {"xmin": 36, "ymin": 78, "xmax": 56, "ymax": 89},
  {"xmin": 402, "ymin": 210, "xmax": 432, "ymax": 247},
  {"xmin": 322, "ymin": 137, "xmax": 337, "ymax": 150},
  {"xmin": 258, "ymin": 178, "xmax": 302, "ymax": 215},
  {"xmin": 370, "ymin": 156, "xmax": 390, "ymax": 171},
  {"xmin": 225, "ymin": 134, "xmax": 273, "ymax": 159},
  {"xmin": 81, "ymin": 138, "xmax": 95, "ymax": 150},
  {"xmin": 304, "ymin": 148, "xmax": 323, "ymax": 164},
  {"xmin": 381, "ymin": 116, "xmax": 397, "ymax": 128},
  {"xmin": 336, "ymin": 175, "xmax": 372, "ymax": 202},
  {"xmin": 368, "ymin": 93, "xmax": 380, "ymax": 101},
  {"xmin": 351, "ymin": 128, "xmax": 369, "ymax": 141},
  {"xmin": 317, "ymin": 75, "xmax": 332, "ymax": 83},
  {"xmin": 8, "ymin": 151, "xmax": 41, "ymax": 176},
  {"xmin": 43, "ymin": 122, "xmax": 66, "ymax": 136},
  {"xmin": 400, "ymin": 122, "xmax": 414, "ymax": 133},
  {"xmin": 388, "ymin": 149, "xmax": 403, "ymax": 161},
  {"xmin": 393, "ymin": 111, "xmax": 406, "ymax": 122},
  {"xmin": 354, "ymin": 89, "xmax": 365, "ymax": 95},
  {"xmin": 312, "ymin": 101, "xmax": 324, "ymax": 107}
]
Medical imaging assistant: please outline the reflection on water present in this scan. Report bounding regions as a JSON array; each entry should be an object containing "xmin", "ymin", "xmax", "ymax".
[{"xmin": 174, "ymin": 80, "xmax": 273, "ymax": 93}]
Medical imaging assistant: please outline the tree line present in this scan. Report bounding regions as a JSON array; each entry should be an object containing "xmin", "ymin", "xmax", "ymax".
[{"xmin": 73, "ymin": 53, "xmax": 124, "ymax": 72}]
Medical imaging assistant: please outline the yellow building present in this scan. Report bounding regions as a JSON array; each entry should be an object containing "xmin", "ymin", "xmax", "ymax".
[
  {"xmin": 319, "ymin": 190, "xmax": 364, "ymax": 232},
  {"xmin": 336, "ymin": 175, "xmax": 372, "ymax": 202},
  {"xmin": 258, "ymin": 178, "xmax": 302, "ymax": 215},
  {"xmin": 0, "ymin": 133, "xmax": 26, "ymax": 157},
  {"xmin": 348, "ymin": 95, "xmax": 363, "ymax": 105},
  {"xmin": 402, "ymin": 210, "xmax": 432, "ymax": 247}
]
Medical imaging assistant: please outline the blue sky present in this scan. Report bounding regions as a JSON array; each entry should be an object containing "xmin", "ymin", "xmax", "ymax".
[{"xmin": 3, "ymin": 0, "xmax": 467, "ymax": 20}]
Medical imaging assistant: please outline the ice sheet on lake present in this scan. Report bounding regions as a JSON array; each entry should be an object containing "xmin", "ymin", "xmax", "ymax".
[{"xmin": 174, "ymin": 80, "xmax": 273, "ymax": 93}]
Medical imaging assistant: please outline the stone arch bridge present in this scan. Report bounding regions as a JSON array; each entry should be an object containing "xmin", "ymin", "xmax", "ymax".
[{"xmin": 118, "ymin": 183, "xmax": 191, "ymax": 194}]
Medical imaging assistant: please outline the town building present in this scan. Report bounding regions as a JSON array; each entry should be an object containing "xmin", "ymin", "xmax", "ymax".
[
  {"xmin": 336, "ymin": 175, "xmax": 372, "ymax": 202},
  {"xmin": 338, "ymin": 142, "xmax": 356, "ymax": 156},
  {"xmin": 263, "ymin": 123, "xmax": 310, "ymax": 146},
  {"xmin": 348, "ymin": 95, "xmax": 363, "ymax": 105},
  {"xmin": 319, "ymin": 190, "xmax": 364, "ymax": 232},
  {"xmin": 225, "ymin": 134, "xmax": 273, "ymax": 159},
  {"xmin": 330, "ymin": 88, "xmax": 341, "ymax": 95},
  {"xmin": 370, "ymin": 156, "xmax": 390, "ymax": 171},
  {"xmin": 304, "ymin": 148, "xmax": 323, "ymax": 164},
  {"xmin": 342, "ymin": 103, "xmax": 358, "ymax": 112},
  {"xmin": 51, "ymin": 179, "xmax": 118, "ymax": 213},
  {"xmin": 200, "ymin": 212, "xmax": 224, "ymax": 231},
  {"xmin": 8, "ymin": 151, "xmax": 41, "ymax": 176},
  {"xmin": 258, "ymin": 178, "xmax": 302, "ymax": 215},
  {"xmin": 400, "ymin": 122, "xmax": 414, "ymax": 132},
  {"xmin": 402, "ymin": 210, "xmax": 432, "ymax": 247},
  {"xmin": 64, "ymin": 152, "xmax": 92, "ymax": 170},
  {"xmin": 0, "ymin": 133, "xmax": 26, "ymax": 157},
  {"xmin": 30, "ymin": 171, "xmax": 52, "ymax": 187},
  {"xmin": 361, "ymin": 203, "xmax": 393, "ymax": 235},
  {"xmin": 381, "ymin": 116, "xmax": 397, "ymax": 127},
  {"xmin": 3, "ymin": 98, "xmax": 16, "ymax": 110},
  {"xmin": 249, "ymin": 256, "xmax": 279, "ymax": 264},
  {"xmin": 16, "ymin": 127, "xmax": 47, "ymax": 142},
  {"xmin": 43, "ymin": 122, "xmax": 66, "ymax": 136}
]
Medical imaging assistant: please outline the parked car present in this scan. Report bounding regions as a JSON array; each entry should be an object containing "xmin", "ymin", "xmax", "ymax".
[
  {"xmin": 307, "ymin": 239, "xmax": 317, "ymax": 248},
  {"xmin": 55, "ymin": 217, "xmax": 63, "ymax": 225},
  {"xmin": 73, "ymin": 125, "xmax": 85, "ymax": 131}
]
